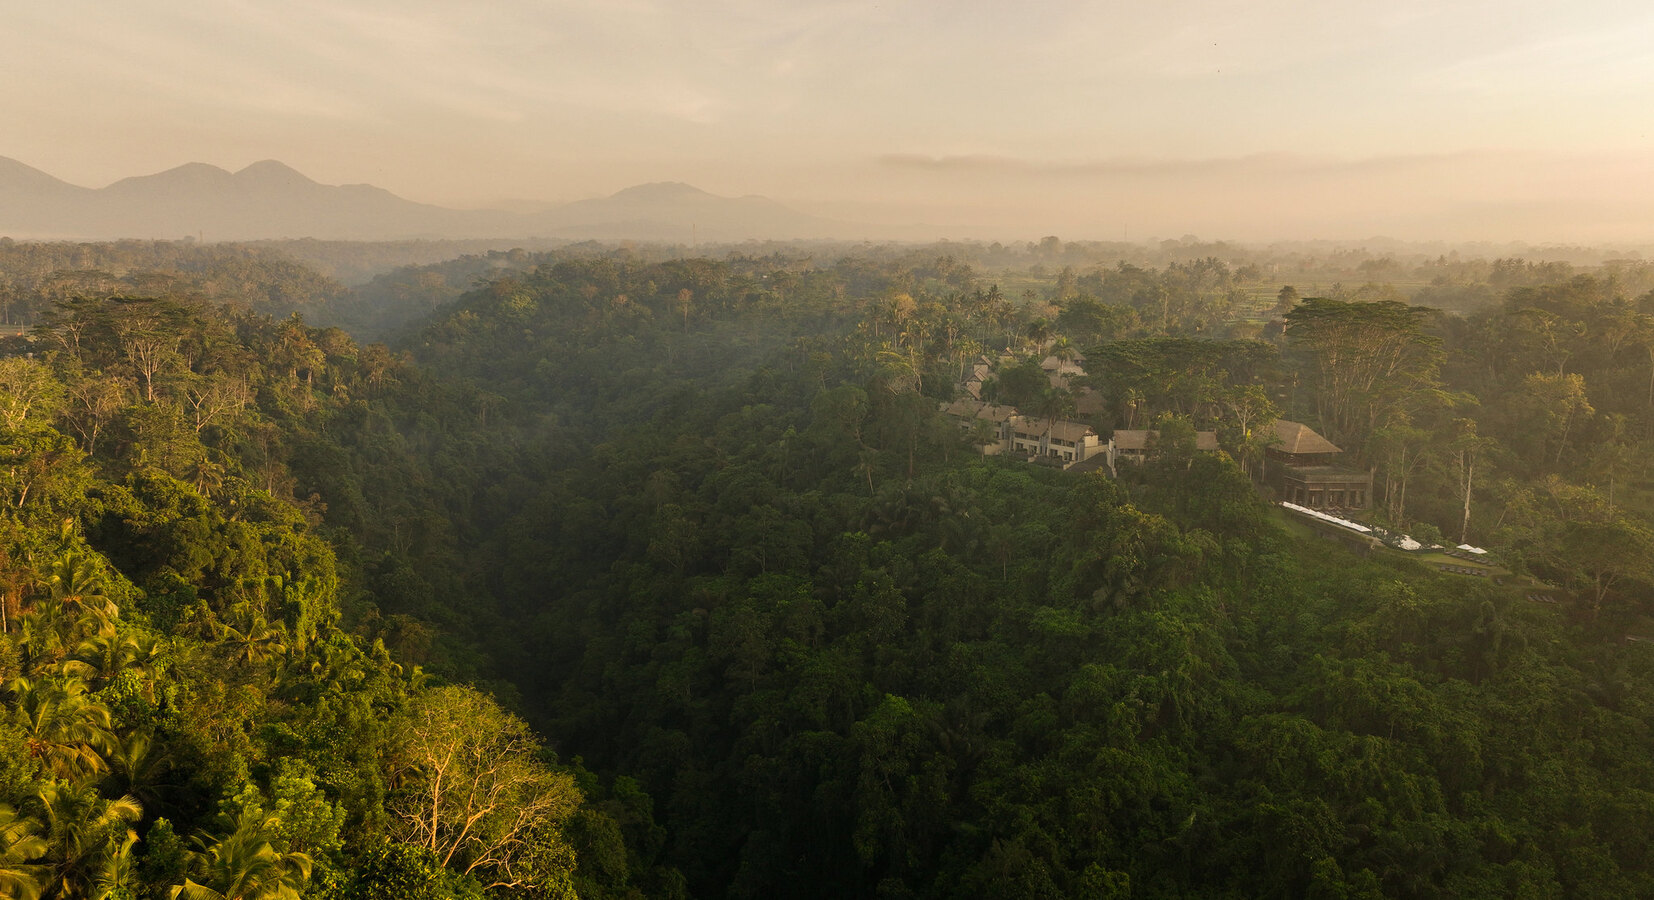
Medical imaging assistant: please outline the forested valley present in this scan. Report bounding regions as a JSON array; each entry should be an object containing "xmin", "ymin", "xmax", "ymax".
[{"xmin": 4, "ymin": 238, "xmax": 1654, "ymax": 898}]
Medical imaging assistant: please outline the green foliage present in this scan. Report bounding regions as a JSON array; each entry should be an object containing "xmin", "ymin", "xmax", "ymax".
[
  {"xmin": 387, "ymin": 685, "xmax": 583, "ymax": 894},
  {"xmin": 0, "ymin": 275, "xmax": 669, "ymax": 899},
  {"xmin": 344, "ymin": 839, "xmax": 485, "ymax": 900},
  {"xmin": 221, "ymin": 759, "xmax": 345, "ymax": 870},
  {"xmin": 359, "ymin": 254, "xmax": 1654, "ymax": 898},
  {"xmin": 5, "ymin": 244, "xmax": 1654, "ymax": 899},
  {"xmin": 169, "ymin": 807, "xmax": 313, "ymax": 900},
  {"xmin": 0, "ymin": 802, "xmax": 47, "ymax": 900},
  {"xmin": 1284, "ymin": 297, "xmax": 1443, "ymax": 451}
]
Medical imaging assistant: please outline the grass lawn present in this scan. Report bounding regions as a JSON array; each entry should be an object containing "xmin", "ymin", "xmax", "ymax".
[
  {"xmin": 1269, "ymin": 505, "xmax": 1518, "ymax": 580},
  {"xmin": 1266, "ymin": 504, "xmax": 1320, "ymax": 540},
  {"xmin": 1403, "ymin": 549, "xmax": 1501, "ymax": 571}
]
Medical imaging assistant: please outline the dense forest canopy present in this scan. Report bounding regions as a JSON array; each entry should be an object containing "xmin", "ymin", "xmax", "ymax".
[{"xmin": 2, "ymin": 238, "xmax": 1654, "ymax": 898}]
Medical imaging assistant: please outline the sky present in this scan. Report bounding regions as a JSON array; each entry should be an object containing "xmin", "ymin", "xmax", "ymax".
[{"xmin": 6, "ymin": 0, "xmax": 1654, "ymax": 242}]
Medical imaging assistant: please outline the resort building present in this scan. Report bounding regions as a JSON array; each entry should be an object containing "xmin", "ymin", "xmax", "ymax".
[{"xmin": 1266, "ymin": 420, "xmax": 1371, "ymax": 509}]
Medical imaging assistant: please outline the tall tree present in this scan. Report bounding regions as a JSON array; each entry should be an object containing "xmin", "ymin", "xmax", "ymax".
[
  {"xmin": 109, "ymin": 297, "xmax": 193, "ymax": 403},
  {"xmin": 0, "ymin": 360, "xmax": 61, "ymax": 433},
  {"xmin": 1285, "ymin": 298, "xmax": 1442, "ymax": 449},
  {"xmin": 1444, "ymin": 418, "xmax": 1492, "ymax": 544},
  {"xmin": 389, "ymin": 686, "xmax": 582, "ymax": 894},
  {"xmin": 1558, "ymin": 517, "xmax": 1654, "ymax": 618},
  {"xmin": 1368, "ymin": 422, "xmax": 1431, "ymax": 525},
  {"xmin": 1520, "ymin": 372, "xmax": 1593, "ymax": 467},
  {"xmin": 1274, "ymin": 285, "xmax": 1301, "ymax": 316}
]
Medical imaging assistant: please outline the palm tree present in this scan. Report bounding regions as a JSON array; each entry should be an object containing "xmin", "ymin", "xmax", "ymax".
[
  {"xmin": 35, "ymin": 781, "xmax": 141, "ymax": 900},
  {"xmin": 5, "ymin": 676, "xmax": 113, "ymax": 780},
  {"xmin": 1033, "ymin": 387, "xmax": 1075, "ymax": 450},
  {"xmin": 68, "ymin": 630, "xmax": 161, "ymax": 692},
  {"xmin": 0, "ymin": 804, "xmax": 47, "ymax": 900},
  {"xmin": 15, "ymin": 551, "xmax": 119, "ymax": 676},
  {"xmin": 1050, "ymin": 336, "xmax": 1079, "ymax": 369},
  {"xmin": 1122, "ymin": 387, "xmax": 1146, "ymax": 429},
  {"xmin": 1024, "ymin": 318, "xmax": 1053, "ymax": 352},
  {"xmin": 105, "ymin": 729, "xmax": 173, "ymax": 813},
  {"xmin": 965, "ymin": 418, "xmax": 1000, "ymax": 456},
  {"xmin": 16, "ymin": 602, "xmax": 74, "ymax": 677},
  {"xmin": 47, "ymin": 550, "xmax": 118, "ymax": 629},
  {"xmin": 217, "ymin": 605, "xmax": 288, "ymax": 665},
  {"xmin": 189, "ymin": 458, "xmax": 226, "ymax": 499},
  {"xmin": 89, "ymin": 833, "xmax": 139, "ymax": 900},
  {"xmin": 170, "ymin": 811, "xmax": 312, "ymax": 900}
]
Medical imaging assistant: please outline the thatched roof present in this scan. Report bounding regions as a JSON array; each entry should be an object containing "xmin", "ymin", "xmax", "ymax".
[
  {"xmin": 1111, "ymin": 429, "xmax": 1219, "ymax": 451},
  {"xmin": 1272, "ymin": 420, "xmax": 1341, "ymax": 455}
]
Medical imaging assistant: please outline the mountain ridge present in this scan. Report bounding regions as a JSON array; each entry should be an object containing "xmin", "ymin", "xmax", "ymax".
[{"xmin": 0, "ymin": 157, "xmax": 849, "ymax": 242}]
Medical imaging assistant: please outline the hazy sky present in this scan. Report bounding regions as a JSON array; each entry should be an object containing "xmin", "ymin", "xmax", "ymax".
[{"xmin": 8, "ymin": 0, "xmax": 1654, "ymax": 242}]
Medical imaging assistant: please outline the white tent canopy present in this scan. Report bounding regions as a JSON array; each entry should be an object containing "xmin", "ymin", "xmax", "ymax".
[{"xmin": 1281, "ymin": 502, "xmax": 1372, "ymax": 534}]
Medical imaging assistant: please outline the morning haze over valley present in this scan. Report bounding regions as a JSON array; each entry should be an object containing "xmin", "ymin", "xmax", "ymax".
[{"xmin": 4, "ymin": 3, "xmax": 1654, "ymax": 899}]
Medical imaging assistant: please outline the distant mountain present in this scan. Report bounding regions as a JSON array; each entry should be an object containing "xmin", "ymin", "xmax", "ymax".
[
  {"xmin": 0, "ymin": 159, "xmax": 486, "ymax": 241},
  {"xmin": 0, "ymin": 157, "xmax": 88, "ymax": 199},
  {"xmin": 0, "ymin": 158, "xmax": 96, "ymax": 237},
  {"xmin": 0, "ymin": 158, "xmax": 847, "ymax": 242},
  {"xmin": 521, "ymin": 179, "xmax": 850, "ymax": 241},
  {"xmin": 526, "ymin": 181, "xmax": 840, "ymax": 241}
]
